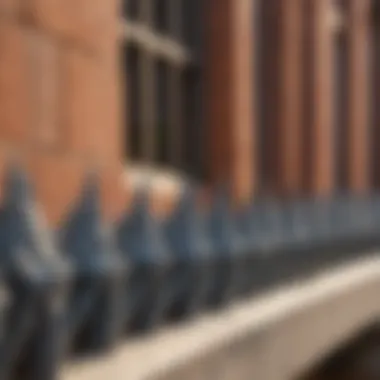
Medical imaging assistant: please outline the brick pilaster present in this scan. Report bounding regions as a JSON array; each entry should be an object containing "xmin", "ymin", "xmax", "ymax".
[
  {"xmin": 206, "ymin": 0, "xmax": 255, "ymax": 201},
  {"xmin": 0, "ymin": 0, "xmax": 125, "ymax": 224},
  {"xmin": 261, "ymin": 0, "xmax": 304, "ymax": 197},
  {"xmin": 304, "ymin": 0, "xmax": 335, "ymax": 196},
  {"xmin": 346, "ymin": 0, "xmax": 371, "ymax": 193}
]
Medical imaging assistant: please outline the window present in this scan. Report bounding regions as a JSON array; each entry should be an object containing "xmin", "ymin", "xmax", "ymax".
[
  {"xmin": 254, "ymin": 0, "xmax": 268, "ymax": 194},
  {"xmin": 325, "ymin": 0, "xmax": 349, "ymax": 192},
  {"xmin": 121, "ymin": 0, "xmax": 205, "ymax": 181}
]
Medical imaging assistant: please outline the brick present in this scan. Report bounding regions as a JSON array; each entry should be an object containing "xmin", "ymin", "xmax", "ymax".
[
  {"xmin": 261, "ymin": 0, "xmax": 304, "ymax": 196},
  {"xmin": 0, "ymin": 21, "xmax": 30, "ymax": 144},
  {"xmin": 0, "ymin": 144, "xmax": 16, "ymax": 203},
  {"xmin": 96, "ymin": 44, "xmax": 124, "ymax": 162},
  {"xmin": 61, "ymin": 49, "xmax": 101, "ymax": 156},
  {"xmin": 61, "ymin": 46, "xmax": 122, "ymax": 162},
  {"xmin": 206, "ymin": 0, "xmax": 255, "ymax": 201},
  {"xmin": 345, "ymin": 0, "xmax": 371, "ymax": 193},
  {"xmin": 0, "ymin": 0, "xmax": 19, "ymax": 16},
  {"xmin": 26, "ymin": 0, "xmax": 120, "ymax": 51},
  {"xmin": 26, "ymin": 30, "xmax": 60, "ymax": 148},
  {"xmin": 303, "ymin": 0, "xmax": 335, "ymax": 196}
]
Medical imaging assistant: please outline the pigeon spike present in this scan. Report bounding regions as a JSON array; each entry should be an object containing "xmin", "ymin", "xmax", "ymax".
[
  {"xmin": 216, "ymin": 181, "xmax": 232, "ymax": 197},
  {"xmin": 211, "ymin": 184, "xmax": 233, "ymax": 216},
  {"xmin": 2, "ymin": 162, "xmax": 33, "ymax": 207},
  {"xmin": 164, "ymin": 186, "xmax": 197, "ymax": 235},
  {"xmin": 174, "ymin": 185, "xmax": 197, "ymax": 214},
  {"xmin": 117, "ymin": 184, "xmax": 154, "ymax": 240},
  {"xmin": 80, "ymin": 169, "xmax": 104, "ymax": 213},
  {"xmin": 130, "ymin": 185, "xmax": 152, "ymax": 216},
  {"xmin": 60, "ymin": 170, "xmax": 103, "ymax": 239}
]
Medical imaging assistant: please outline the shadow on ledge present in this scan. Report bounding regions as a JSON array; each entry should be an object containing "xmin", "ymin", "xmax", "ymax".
[{"xmin": 299, "ymin": 323, "xmax": 380, "ymax": 380}]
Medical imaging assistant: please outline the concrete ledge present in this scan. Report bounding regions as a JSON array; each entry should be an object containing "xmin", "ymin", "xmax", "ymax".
[{"xmin": 63, "ymin": 254, "xmax": 380, "ymax": 380}]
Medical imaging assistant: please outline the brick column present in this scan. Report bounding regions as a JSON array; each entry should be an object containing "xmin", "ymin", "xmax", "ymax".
[
  {"xmin": 0, "ymin": 1, "xmax": 125, "ymax": 224},
  {"xmin": 304, "ymin": 0, "xmax": 335, "ymax": 196},
  {"xmin": 345, "ymin": 0, "xmax": 371, "ymax": 193},
  {"xmin": 0, "ymin": 10, "xmax": 30, "ymax": 145},
  {"xmin": 261, "ymin": 0, "xmax": 304, "ymax": 197},
  {"xmin": 206, "ymin": 0, "xmax": 255, "ymax": 201},
  {"xmin": 26, "ymin": 0, "xmax": 123, "ymax": 162}
]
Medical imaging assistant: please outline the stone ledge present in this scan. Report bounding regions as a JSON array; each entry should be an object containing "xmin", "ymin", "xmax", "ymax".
[{"xmin": 62, "ymin": 254, "xmax": 380, "ymax": 380}]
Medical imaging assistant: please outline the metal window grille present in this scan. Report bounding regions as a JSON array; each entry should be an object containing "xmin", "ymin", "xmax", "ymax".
[{"xmin": 122, "ymin": 0, "xmax": 205, "ymax": 179}]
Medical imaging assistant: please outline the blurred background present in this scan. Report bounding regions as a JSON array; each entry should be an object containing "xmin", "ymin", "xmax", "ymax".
[{"xmin": 1, "ymin": 0, "xmax": 380, "ymax": 379}]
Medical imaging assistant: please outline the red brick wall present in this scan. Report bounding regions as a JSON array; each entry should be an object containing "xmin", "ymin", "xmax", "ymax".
[
  {"xmin": 0, "ymin": 0, "xmax": 126, "ymax": 225},
  {"xmin": 303, "ymin": 0, "xmax": 335, "ymax": 196},
  {"xmin": 260, "ymin": 0, "xmax": 304, "ymax": 197},
  {"xmin": 302, "ymin": 0, "xmax": 372, "ymax": 196},
  {"xmin": 345, "ymin": 0, "xmax": 371, "ymax": 193},
  {"xmin": 205, "ymin": 0, "xmax": 255, "ymax": 202},
  {"xmin": 0, "ymin": 0, "xmax": 257, "ymax": 224},
  {"xmin": 0, "ymin": 0, "xmax": 375, "ymax": 225}
]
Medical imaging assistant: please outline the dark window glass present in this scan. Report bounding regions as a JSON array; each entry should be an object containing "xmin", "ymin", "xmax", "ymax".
[
  {"xmin": 182, "ymin": 67, "xmax": 203, "ymax": 178},
  {"xmin": 124, "ymin": 44, "xmax": 141, "ymax": 159},
  {"xmin": 154, "ymin": 0, "xmax": 169, "ymax": 33},
  {"xmin": 122, "ymin": 0, "xmax": 204, "ymax": 179},
  {"xmin": 334, "ymin": 33, "xmax": 348, "ymax": 191},
  {"xmin": 156, "ymin": 60, "xmax": 170, "ymax": 165},
  {"xmin": 123, "ymin": 0, "xmax": 139, "ymax": 20}
]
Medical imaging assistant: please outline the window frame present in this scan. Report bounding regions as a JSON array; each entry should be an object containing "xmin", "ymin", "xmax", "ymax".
[{"xmin": 121, "ymin": 0, "xmax": 204, "ymax": 184}]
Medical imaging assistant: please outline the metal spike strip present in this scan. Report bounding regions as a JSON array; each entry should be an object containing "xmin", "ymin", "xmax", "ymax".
[
  {"xmin": 206, "ymin": 185, "xmax": 247, "ymax": 307},
  {"xmin": 163, "ymin": 185, "xmax": 214, "ymax": 319},
  {"xmin": 59, "ymin": 171, "xmax": 127, "ymax": 357},
  {"xmin": 116, "ymin": 186, "xmax": 173, "ymax": 331},
  {"xmin": 0, "ymin": 165, "xmax": 72, "ymax": 380},
  {"xmin": 0, "ymin": 166, "xmax": 379, "ymax": 380}
]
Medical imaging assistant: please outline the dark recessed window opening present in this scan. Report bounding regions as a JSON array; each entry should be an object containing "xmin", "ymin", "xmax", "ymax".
[
  {"xmin": 121, "ymin": 0, "xmax": 204, "ymax": 179},
  {"xmin": 334, "ymin": 32, "xmax": 349, "ymax": 192}
]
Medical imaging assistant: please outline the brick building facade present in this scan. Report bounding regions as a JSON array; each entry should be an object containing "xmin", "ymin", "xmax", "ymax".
[{"xmin": 0, "ymin": 0, "xmax": 376, "ymax": 225}]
